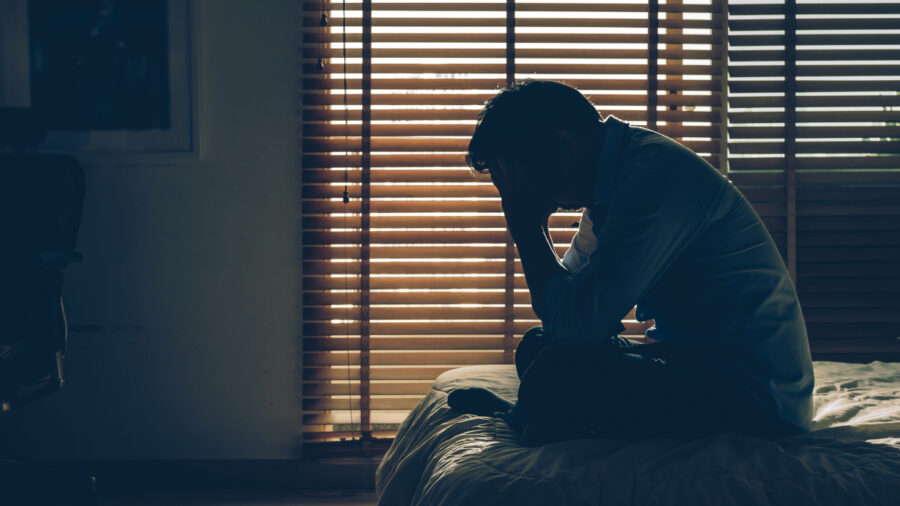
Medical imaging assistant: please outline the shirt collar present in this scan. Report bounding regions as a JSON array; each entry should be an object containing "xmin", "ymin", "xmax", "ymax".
[{"xmin": 593, "ymin": 115, "xmax": 628, "ymax": 206}]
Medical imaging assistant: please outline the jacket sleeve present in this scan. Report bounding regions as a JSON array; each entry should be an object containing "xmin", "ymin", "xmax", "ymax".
[{"xmin": 534, "ymin": 168, "xmax": 709, "ymax": 343}]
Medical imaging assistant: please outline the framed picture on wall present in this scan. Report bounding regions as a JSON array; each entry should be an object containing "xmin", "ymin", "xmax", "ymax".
[{"xmin": 0, "ymin": 0, "xmax": 194, "ymax": 153}]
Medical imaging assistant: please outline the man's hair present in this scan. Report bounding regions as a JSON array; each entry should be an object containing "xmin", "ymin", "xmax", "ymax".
[{"xmin": 466, "ymin": 80, "xmax": 601, "ymax": 175}]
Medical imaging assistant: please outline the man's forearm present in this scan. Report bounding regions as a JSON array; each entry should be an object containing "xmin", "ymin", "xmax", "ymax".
[{"xmin": 507, "ymin": 219, "xmax": 567, "ymax": 310}]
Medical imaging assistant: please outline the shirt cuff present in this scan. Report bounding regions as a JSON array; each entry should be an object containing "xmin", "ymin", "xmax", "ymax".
[{"xmin": 561, "ymin": 209, "xmax": 598, "ymax": 274}]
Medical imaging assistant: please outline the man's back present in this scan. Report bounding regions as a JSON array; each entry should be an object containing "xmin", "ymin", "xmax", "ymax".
[{"xmin": 586, "ymin": 122, "xmax": 815, "ymax": 430}]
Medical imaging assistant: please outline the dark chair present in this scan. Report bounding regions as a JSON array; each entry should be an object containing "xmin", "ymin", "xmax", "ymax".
[
  {"xmin": 0, "ymin": 107, "xmax": 83, "ymax": 411},
  {"xmin": 0, "ymin": 107, "xmax": 94, "ymax": 504}
]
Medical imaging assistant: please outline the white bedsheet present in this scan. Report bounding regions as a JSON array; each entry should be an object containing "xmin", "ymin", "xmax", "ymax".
[{"xmin": 375, "ymin": 361, "xmax": 900, "ymax": 506}]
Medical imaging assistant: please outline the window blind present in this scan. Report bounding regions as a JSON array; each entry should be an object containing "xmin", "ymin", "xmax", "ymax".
[
  {"xmin": 301, "ymin": 0, "xmax": 727, "ymax": 446},
  {"xmin": 727, "ymin": 0, "xmax": 900, "ymax": 360}
]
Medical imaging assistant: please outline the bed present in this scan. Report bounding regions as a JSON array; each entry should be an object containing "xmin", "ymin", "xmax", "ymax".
[{"xmin": 375, "ymin": 361, "xmax": 900, "ymax": 505}]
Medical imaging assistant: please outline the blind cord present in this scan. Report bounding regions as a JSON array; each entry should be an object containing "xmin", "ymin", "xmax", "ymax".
[
  {"xmin": 338, "ymin": 0, "xmax": 357, "ymax": 449},
  {"xmin": 321, "ymin": 0, "xmax": 357, "ymax": 450}
]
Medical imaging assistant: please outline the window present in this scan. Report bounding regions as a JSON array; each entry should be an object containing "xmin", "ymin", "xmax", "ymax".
[
  {"xmin": 727, "ymin": 0, "xmax": 900, "ymax": 359},
  {"xmin": 301, "ymin": 0, "xmax": 899, "ymax": 450},
  {"xmin": 302, "ymin": 0, "xmax": 725, "ymax": 448}
]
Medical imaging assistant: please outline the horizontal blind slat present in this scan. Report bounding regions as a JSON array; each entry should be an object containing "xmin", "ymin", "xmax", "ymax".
[
  {"xmin": 307, "ymin": 48, "xmax": 721, "ymax": 60},
  {"xmin": 305, "ymin": 123, "xmax": 720, "ymax": 138},
  {"xmin": 307, "ymin": 2, "xmax": 717, "ymax": 14},
  {"xmin": 303, "ymin": 77, "xmax": 723, "ymax": 91},
  {"xmin": 305, "ymin": 32, "xmax": 720, "ymax": 45},
  {"xmin": 306, "ymin": 17, "xmax": 720, "ymax": 30}
]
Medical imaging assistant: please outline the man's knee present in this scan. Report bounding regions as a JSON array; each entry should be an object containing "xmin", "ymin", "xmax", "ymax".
[
  {"xmin": 514, "ymin": 326, "xmax": 550, "ymax": 378},
  {"xmin": 514, "ymin": 344, "xmax": 598, "ymax": 435}
]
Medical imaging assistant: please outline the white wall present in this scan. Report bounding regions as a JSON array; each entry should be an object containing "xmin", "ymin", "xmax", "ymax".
[{"xmin": 0, "ymin": 0, "xmax": 302, "ymax": 459}]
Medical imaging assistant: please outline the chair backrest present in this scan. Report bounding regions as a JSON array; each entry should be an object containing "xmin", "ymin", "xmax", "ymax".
[{"xmin": 0, "ymin": 107, "xmax": 84, "ymax": 410}]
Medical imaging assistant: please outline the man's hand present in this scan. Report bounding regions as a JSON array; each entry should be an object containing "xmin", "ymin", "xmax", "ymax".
[
  {"xmin": 489, "ymin": 160, "xmax": 566, "ymax": 315},
  {"xmin": 490, "ymin": 160, "xmax": 558, "ymax": 231}
]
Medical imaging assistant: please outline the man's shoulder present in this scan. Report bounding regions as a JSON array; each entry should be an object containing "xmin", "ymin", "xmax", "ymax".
[
  {"xmin": 623, "ymin": 127, "xmax": 706, "ymax": 168},
  {"xmin": 622, "ymin": 127, "xmax": 731, "ymax": 190}
]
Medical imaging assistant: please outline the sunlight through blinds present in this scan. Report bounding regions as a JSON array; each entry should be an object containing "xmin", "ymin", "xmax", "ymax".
[
  {"xmin": 301, "ymin": 0, "xmax": 726, "ymax": 446},
  {"xmin": 727, "ymin": 0, "xmax": 900, "ymax": 359}
]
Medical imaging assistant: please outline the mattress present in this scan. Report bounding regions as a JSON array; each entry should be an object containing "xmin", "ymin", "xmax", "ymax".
[{"xmin": 375, "ymin": 361, "xmax": 900, "ymax": 506}]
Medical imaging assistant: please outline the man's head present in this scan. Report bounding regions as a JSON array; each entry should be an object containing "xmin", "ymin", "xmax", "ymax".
[{"xmin": 466, "ymin": 80, "xmax": 603, "ymax": 207}]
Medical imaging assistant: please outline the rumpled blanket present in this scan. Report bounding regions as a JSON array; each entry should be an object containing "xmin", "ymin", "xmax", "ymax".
[{"xmin": 376, "ymin": 361, "xmax": 900, "ymax": 506}]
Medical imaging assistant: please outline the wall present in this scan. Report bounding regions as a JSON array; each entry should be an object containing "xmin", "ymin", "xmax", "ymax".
[{"xmin": 0, "ymin": 0, "xmax": 302, "ymax": 459}]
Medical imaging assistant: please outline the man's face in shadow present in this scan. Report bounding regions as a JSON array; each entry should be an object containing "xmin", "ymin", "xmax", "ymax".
[{"xmin": 491, "ymin": 130, "xmax": 592, "ymax": 211}]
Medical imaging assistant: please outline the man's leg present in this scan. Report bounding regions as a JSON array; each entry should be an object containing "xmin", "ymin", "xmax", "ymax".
[
  {"xmin": 450, "ymin": 326, "xmax": 801, "ymax": 442},
  {"xmin": 514, "ymin": 336, "xmax": 803, "ymax": 444},
  {"xmin": 446, "ymin": 325, "xmax": 547, "ymax": 416},
  {"xmin": 449, "ymin": 325, "xmax": 651, "ymax": 435},
  {"xmin": 515, "ymin": 326, "xmax": 552, "ymax": 379},
  {"xmin": 512, "ymin": 339, "xmax": 670, "ymax": 444}
]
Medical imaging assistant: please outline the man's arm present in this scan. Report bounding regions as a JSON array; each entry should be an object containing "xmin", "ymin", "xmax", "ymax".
[
  {"xmin": 504, "ymin": 213, "xmax": 567, "ymax": 313},
  {"xmin": 534, "ymin": 168, "xmax": 709, "ymax": 343},
  {"xmin": 561, "ymin": 209, "xmax": 599, "ymax": 274},
  {"xmin": 489, "ymin": 161, "xmax": 568, "ymax": 309}
]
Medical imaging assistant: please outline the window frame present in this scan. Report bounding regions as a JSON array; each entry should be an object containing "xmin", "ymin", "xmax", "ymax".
[{"xmin": 0, "ymin": 0, "xmax": 195, "ymax": 153}]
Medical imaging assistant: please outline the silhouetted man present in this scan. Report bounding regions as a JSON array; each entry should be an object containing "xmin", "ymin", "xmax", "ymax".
[{"xmin": 448, "ymin": 80, "xmax": 814, "ymax": 446}]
